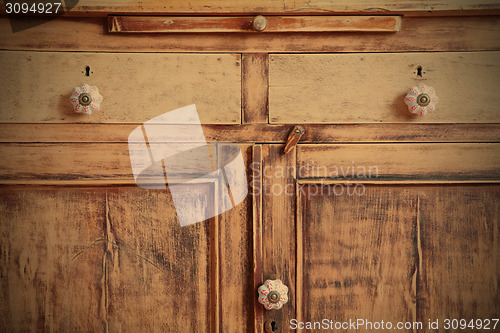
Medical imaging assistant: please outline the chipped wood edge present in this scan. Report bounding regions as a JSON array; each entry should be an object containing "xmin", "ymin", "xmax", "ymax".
[
  {"xmin": 295, "ymin": 181, "xmax": 303, "ymax": 330},
  {"xmin": 209, "ymin": 181, "xmax": 220, "ymax": 333},
  {"xmin": 242, "ymin": 54, "xmax": 269, "ymax": 124},
  {"xmin": 252, "ymin": 144, "xmax": 264, "ymax": 333}
]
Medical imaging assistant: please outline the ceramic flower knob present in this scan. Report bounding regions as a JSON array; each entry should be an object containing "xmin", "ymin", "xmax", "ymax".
[
  {"xmin": 258, "ymin": 279, "xmax": 289, "ymax": 310},
  {"xmin": 70, "ymin": 83, "xmax": 103, "ymax": 115},
  {"xmin": 404, "ymin": 83, "xmax": 438, "ymax": 116}
]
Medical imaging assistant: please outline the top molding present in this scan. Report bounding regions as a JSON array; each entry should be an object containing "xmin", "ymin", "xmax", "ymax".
[{"xmin": 2, "ymin": 0, "xmax": 500, "ymax": 17}]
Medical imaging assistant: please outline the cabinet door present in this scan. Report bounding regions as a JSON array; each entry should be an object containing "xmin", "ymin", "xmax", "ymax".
[
  {"xmin": 253, "ymin": 144, "xmax": 499, "ymax": 332},
  {"xmin": 0, "ymin": 144, "xmax": 255, "ymax": 332}
]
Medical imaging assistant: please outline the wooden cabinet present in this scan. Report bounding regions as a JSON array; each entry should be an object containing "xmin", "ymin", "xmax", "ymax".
[{"xmin": 1, "ymin": 1, "xmax": 499, "ymax": 332}]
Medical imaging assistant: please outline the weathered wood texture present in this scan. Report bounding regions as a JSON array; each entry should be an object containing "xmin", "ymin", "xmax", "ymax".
[
  {"xmin": 261, "ymin": 145, "xmax": 297, "ymax": 328},
  {"xmin": 1, "ymin": 17, "xmax": 499, "ymax": 53},
  {"xmin": 252, "ymin": 145, "xmax": 264, "ymax": 333},
  {"xmin": 105, "ymin": 187, "xmax": 214, "ymax": 332},
  {"xmin": 299, "ymin": 185, "xmax": 417, "ymax": 332},
  {"xmin": 0, "ymin": 51, "xmax": 241, "ymax": 124},
  {"xmin": 417, "ymin": 186, "xmax": 500, "ymax": 332},
  {"xmin": 242, "ymin": 54, "xmax": 269, "ymax": 124},
  {"xmin": 0, "ymin": 143, "xmax": 146, "ymax": 183},
  {"xmin": 270, "ymin": 52, "xmax": 500, "ymax": 123},
  {"xmin": 1, "ymin": 124, "xmax": 500, "ymax": 143},
  {"xmin": 2, "ymin": 0, "xmax": 499, "ymax": 16},
  {"xmin": 297, "ymin": 143, "xmax": 500, "ymax": 181},
  {"xmin": 109, "ymin": 16, "xmax": 401, "ymax": 33},
  {"xmin": 0, "ymin": 188, "xmax": 107, "ymax": 331},
  {"xmin": 0, "ymin": 172, "xmax": 254, "ymax": 332},
  {"xmin": 297, "ymin": 185, "xmax": 499, "ymax": 332},
  {"xmin": 1, "ymin": 142, "xmax": 499, "ymax": 184},
  {"xmin": 217, "ymin": 144, "xmax": 254, "ymax": 332}
]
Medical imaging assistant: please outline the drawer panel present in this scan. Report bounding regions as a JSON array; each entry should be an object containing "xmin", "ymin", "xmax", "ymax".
[
  {"xmin": 297, "ymin": 143, "xmax": 500, "ymax": 181},
  {"xmin": 269, "ymin": 52, "xmax": 500, "ymax": 123},
  {"xmin": 0, "ymin": 51, "xmax": 241, "ymax": 124}
]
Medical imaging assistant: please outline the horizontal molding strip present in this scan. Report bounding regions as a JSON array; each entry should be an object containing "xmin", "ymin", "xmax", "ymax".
[
  {"xmin": 297, "ymin": 143, "xmax": 500, "ymax": 181},
  {"xmin": 2, "ymin": 17, "xmax": 499, "ymax": 53},
  {"xmin": 1, "ymin": 124, "xmax": 499, "ymax": 143},
  {"xmin": 108, "ymin": 15, "xmax": 401, "ymax": 33}
]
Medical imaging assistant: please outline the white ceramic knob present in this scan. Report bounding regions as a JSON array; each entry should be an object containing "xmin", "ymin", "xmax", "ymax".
[
  {"xmin": 70, "ymin": 83, "xmax": 103, "ymax": 115},
  {"xmin": 404, "ymin": 83, "xmax": 438, "ymax": 116},
  {"xmin": 258, "ymin": 279, "xmax": 289, "ymax": 310}
]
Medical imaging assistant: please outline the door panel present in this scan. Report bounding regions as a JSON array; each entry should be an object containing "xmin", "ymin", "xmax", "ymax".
[
  {"xmin": 105, "ymin": 186, "xmax": 213, "ymax": 332},
  {"xmin": 296, "ymin": 184, "xmax": 499, "ymax": 332},
  {"xmin": 417, "ymin": 186, "xmax": 499, "ymax": 332},
  {"xmin": 299, "ymin": 185, "xmax": 417, "ymax": 332},
  {"xmin": 0, "ymin": 188, "xmax": 106, "ymax": 331}
]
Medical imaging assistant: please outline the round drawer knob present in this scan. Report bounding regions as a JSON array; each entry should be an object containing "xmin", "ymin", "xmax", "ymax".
[
  {"xmin": 253, "ymin": 15, "xmax": 267, "ymax": 32},
  {"xmin": 258, "ymin": 279, "xmax": 289, "ymax": 310},
  {"xmin": 404, "ymin": 83, "xmax": 438, "ymax": 116},
  {"xmin": 70, "ymin": 83, "xmax": 103, "ymax": 115}
]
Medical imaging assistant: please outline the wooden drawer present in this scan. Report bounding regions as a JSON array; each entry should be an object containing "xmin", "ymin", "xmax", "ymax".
[
  {"xmin": 269, "ymin": 52, "xmax": 500, "ymax": 123},
  {"xmin": 0, "ymin": 51, "xmax": 241, "ymax": 124}
]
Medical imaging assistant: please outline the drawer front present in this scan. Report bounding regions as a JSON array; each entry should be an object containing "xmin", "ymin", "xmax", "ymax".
[
  {"xmin": 269, "ymin": 52, "xmax": 500, "ymax": 123},
  {"xmin": 0, "ymin": 51, "xmax": 241, "ymax": 124}
]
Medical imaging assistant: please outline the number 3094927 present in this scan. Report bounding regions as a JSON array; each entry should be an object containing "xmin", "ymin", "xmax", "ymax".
[{"xmin": 5, "ymin": 2, "xmax": 62, "ymax": 14}]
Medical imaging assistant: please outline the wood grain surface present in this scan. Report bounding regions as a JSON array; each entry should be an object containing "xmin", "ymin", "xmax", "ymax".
[
  {"xmin": 0, "ymin": 51, "xmax": 241, "ymax": 124},
  {"xmin": 1, "ymin": 17, "xmax": 499, "ymax": 53},
  {"xmin": 0, "ymin": 188, "xmax": 107, "ymax": 331},
  {"xmin": 108, "ymin": 16, "xmax": 401, "ymax": 33},
  {"xmin": 416, "ymin": 186, "xmax": 500, "ymax": 333},
  {"xmin": 297, "ymin": 184, "xmax": 499, "ymax": 333},
  {"xmin": 1, "ymin": 0, "xmax": 498, "ymax": 16},
  {"xmin": 217, "ymin": 144, "xmax": 254, "ymax": 332},
  {"xmin": 242, "ymin": 54, "xmax": 269, "ymax": 124},
  {"xmin": 260, "ymin": 145, "xmax": 298, "ymax": 329},
  {"xmin": 299, "ymin": 185, "xmax": 418, "ymax": 332},
  {"xmin": 105, "ymin": 187, "xmax": 214, "ymax": 332},
  {"xmin": 297, "ymin": 143, "xmax": 500, "ymax": 181},
  {"xmin": 270, "ymin": 52, "xmax": 500, "ymax": 123},
  {"xmin": 1, "ymin": 124, "xmax": 499, "ymax": 144}
]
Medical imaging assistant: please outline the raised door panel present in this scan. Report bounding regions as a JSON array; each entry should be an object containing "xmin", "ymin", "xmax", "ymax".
[
  {"xmin": 0, "ymin": 51, "xmax": 241, "ymax": 124},
  {"xmin": 417, "ymin": 186, "xmax": 500, "ymax": 332},
  {"xmin": 269, "ymin": 52, "xmax": 500, "ymax": 123},
  {"xmin": 105, "ymin": 186, "xmax": 214, "ymax": 332},
  {"xmin": 0, "ymin": 188, "xmax": 106, "ymax": 331},
  {"xmin": 298, "ymin": 185, "xmax": 417, "ymax": 332},
  {"xmin": 297, "ymin": 184, "xmax": 499, "ymax": 332}
]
